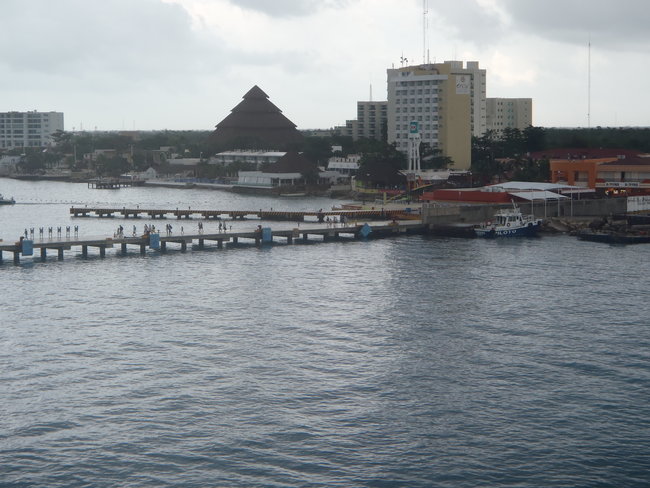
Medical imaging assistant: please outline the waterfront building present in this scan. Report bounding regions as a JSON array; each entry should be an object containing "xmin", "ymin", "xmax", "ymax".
[
  {"xmin": 386, "ymin": 61, "xmax": 485, "ymax": 171},
  {"xmin": 326, "ymin": 154, "xmax": 361, "ymax": 177},
  {"xmin": 486, "ymin": 98, "xmax": 533, "ymax": 133},
  {"xmin": 235, "ymin": 151, "xmax": 321, "ymax": 190},
  {"xmin": 421, "ymin": 181, "xmax": 576, "ymax": 204},
  {"xmin": 210, "ymin": 150, "xmax": 286, "ymax": 169},
  {"xmin": 0, "ymin": 155, "xmax": 21, "ymax": 175},
  {"xmin": 301, "ymin": 129, "xmax": 334, "ymax": 138},
  {"xmin": 547, "ymin": 148, "xmax": 650, "ymax": 195},
  {"xmin": 0, "ymin": 111, "xmax": 64, "ymax": 148},
  {"xmin": 209, "ymin": 85, "xmax": 303, "ymax": 151},
  {"xmin": 336, "ymin": 101, "xmax": 388, "ymax": 141}
]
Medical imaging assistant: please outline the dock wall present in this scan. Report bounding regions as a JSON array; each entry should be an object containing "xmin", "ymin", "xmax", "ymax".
[{"xmin": 422, "ymin": 198, "xmax": 628, "ymax": 225}]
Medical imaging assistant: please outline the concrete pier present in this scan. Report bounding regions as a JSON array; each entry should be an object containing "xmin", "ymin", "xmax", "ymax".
[
  {"xmin": 69, "ymin": 206, "xmax": 419, "ymax": 222},
  {"xmin": 0, "ymin": 221, "xmax": 427, "ymax": 265}
]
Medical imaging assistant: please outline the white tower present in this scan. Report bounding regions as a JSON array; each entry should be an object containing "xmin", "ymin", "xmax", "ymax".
[{"xmin": 407, "ymin": 121, "xmax": 421, "ymax": 174}]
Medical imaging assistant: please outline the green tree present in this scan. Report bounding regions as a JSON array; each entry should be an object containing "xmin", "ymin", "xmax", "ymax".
[
  {"xmin": 512, "ymin": 157, "xmax": 550, "ymax": 182},
  {"xmin": 301, "ymin": 166, "xmax": 321, "ymax": 186},
  {"xmin": 471, "ymin": 131, "xmax": 501, "ymax": 185},
  {"xmin": 300, "ymin": 136, "xmax": 333, "ymax": 166},
  {"xmin": 357, "ymin": 142, "xmax": 407, "ymax": 188},
  {"xmin": 523, "ymin": 125, "xmax": 546, "ymax": 152},
  {"xmin": 420, "ymin": 142, "xmax": 453, "ymax": 170},
  {"xmin": 95, "ymin": 155, "xmax": 130, "ymax": 177},
  {"xmin": 51, "ymin": 130, "xmax": 73, "ymax": 153}
]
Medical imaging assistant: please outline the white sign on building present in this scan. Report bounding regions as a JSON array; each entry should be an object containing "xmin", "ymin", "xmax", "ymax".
[
  {"xmin": 455, "ymin": 75, "xmax": 470, "ymax": 95},
  {"xmin": 627, "ymin": 195, "xmax": 650, "ymax": 212}
]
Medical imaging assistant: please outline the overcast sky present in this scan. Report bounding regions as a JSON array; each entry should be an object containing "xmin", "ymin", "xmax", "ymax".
[{"xmin": 2, "ymin": 0, "xmax": 648, "ymax": 131}]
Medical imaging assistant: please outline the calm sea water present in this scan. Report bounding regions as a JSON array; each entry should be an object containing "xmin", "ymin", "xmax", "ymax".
[{"xmin": 1, "ymin": 178, "xmax": 649, "ymax": 487}]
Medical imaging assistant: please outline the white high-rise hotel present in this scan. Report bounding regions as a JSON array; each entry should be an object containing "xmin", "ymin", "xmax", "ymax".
[{"xmin": 0, "ymin": 111, "xmax": 64, "ymax": 148}]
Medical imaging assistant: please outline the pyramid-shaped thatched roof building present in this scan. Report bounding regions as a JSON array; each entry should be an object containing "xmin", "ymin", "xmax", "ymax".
[{"xmin": 209, "ymin": 85, "xmax": 304, "ymax": 150}]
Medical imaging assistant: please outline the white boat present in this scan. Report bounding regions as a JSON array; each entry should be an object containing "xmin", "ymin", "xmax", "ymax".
[
  {"xmin": 0, "ymin": 194, "xmax": 15, "ymax": 205},
  {"xmin": 475, "ymin": 202, "xmax": 542, "ymax": 238}
]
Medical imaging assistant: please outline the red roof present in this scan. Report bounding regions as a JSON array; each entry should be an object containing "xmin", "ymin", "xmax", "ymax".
[
  {"xmin": 600, "ymin": 156, "xmax": 650, "ymax": 166},
  {"xmin": 530, "ymin": 148, "xmax": 641, "ymax": 160}
]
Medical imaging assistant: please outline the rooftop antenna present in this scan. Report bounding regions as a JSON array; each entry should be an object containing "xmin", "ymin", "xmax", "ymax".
[
  {"xmin": 587, "ymin": 34, "xmax": 591, "ymax": 129},
  {"xmin": 369, "ymin": 83, "xmax": 373, "ymax": 102},
  {"xmin": 423, "ymin": 0, "xmax": 428, "ymax": 64}
]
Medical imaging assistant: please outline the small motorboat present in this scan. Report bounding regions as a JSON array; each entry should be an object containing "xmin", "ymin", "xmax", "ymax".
[
  {"xmin": 577, "ymin": 229, "xmax": 650, "ymax": 244},
  {"xmin": 475, "ymin": 202, "xmax": 543, "ymax": 238},
  {"xmin": 0, "ymin": 194, "xmax": 15, "ymax": 205}
]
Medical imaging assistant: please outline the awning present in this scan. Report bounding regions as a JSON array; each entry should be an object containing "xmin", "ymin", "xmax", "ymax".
[
  {"xmin": 508, "ymin": 190, "xmax": 568, "ymax": 201},
  {"xmin": 490, "ymin": 181, "xmax": 577, "ymax": 191}
]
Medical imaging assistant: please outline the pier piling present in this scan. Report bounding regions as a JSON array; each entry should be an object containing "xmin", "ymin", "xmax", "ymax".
[{"xmin": 1, "ymin": 221, "xmax": 427, "ymax": 265}]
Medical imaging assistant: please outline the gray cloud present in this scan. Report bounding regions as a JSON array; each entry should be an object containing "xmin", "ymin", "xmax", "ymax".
[
  {"xmin": 500, "ymin": 0, "xmax": 650, "ymax": 50},
  {"xmin": 0, "ymin": 0, "xmax": 216, "ymax": 84},
  {"xmin": 429, "ymin": 0, "xmax": 506, "ymax": 46},
  {"xmin": 228, "ymin": 0, "xmax": 351, "ymax": 17}
]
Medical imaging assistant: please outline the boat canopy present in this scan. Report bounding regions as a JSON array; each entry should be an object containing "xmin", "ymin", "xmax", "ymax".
[
  {"xmin": 488, "ymin": 181, "xmax": 577, "ymax": 192},
  {"xmin": 509, "ymin": 190, "xmax": 568, "ymax": 201}
]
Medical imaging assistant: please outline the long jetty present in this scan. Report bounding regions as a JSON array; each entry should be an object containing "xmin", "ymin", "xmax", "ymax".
[
  {"xmin": 0, "ymin": 221, "xmax": 427, "ymax": 264},
  {"xmin": 69, "ymin": 206, "xmax": 418, "ymax": 221}
]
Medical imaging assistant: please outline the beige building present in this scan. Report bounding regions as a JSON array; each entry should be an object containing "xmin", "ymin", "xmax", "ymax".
[
  {"xmin": 386, "ymin": 61, "xmax": 482, "ymax": 170},
  {"xmin": 337, "ymin": 101, "xmax": 387, "ymax": 141},
  {"xmin": 444, "ymin": 60, "xmax": 486, "ymax": 137},
  {"xmin": 486, "ymin": 98, "xmax": 533, "ymax": 133}
]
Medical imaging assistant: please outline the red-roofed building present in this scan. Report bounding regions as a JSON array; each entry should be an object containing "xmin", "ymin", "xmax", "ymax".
[
  {"xmin": 547, "ymin": 149, "xmax": 650, "ymax": 195},
  {"xmin": 595, "ymin": 155, "xmax": 650, "ymax": 195}
]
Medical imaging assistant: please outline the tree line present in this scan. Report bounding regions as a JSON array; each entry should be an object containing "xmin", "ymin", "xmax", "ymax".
[{"xmin": 6, "ymin": 126, "xmax": 650, "ymax": 182}]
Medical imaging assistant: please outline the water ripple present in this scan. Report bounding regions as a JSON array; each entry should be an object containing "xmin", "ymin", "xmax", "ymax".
[{"xmin": 2, "ymin": 180, "xmax": 650, "ymax": 486}]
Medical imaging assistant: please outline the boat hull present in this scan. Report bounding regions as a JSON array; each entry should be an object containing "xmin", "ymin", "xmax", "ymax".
[
  {"xmin": 475, "ymin": 222, "xmax": 541, "ymax": 238},
  {"xmin": 577, "ymin": 230, "xmax": 650, "ymax": 244}
]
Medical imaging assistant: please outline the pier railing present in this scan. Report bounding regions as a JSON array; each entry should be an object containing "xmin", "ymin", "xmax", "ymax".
[
  {"xmin": 1, "ymin": 221, "xmax": 427, "ymax": 265},
  {"xmin": 70, "ymin": 207, "xmax": 420, "ymax": 221}
]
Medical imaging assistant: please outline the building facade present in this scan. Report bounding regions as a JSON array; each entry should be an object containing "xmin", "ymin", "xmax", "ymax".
[
  {"xmin": 486, "ymin": 98, "xmax": 533, "ymax": 133},
  {"xmin": 0, "ymin": 111, "xmax": 64, "ymax": 148},
  {"xmin": 550, "ymin": 153, "xmax": 650, "ymax": 195},
  {"xmin": 387, "ymin": 61, "xmax": 484, "ymax": 170},
  {"xmin": 210, "ymin": 150, "xmax": 286, "ymax": 168},
  {"xmin": 337, "ymin": 101, "xmax": 388, "ymax": 141}
]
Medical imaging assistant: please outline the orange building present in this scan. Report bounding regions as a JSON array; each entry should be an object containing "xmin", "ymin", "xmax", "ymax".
[
  {"xmin": 595, "ymin": 156, "xmax": 650, "ymax": 195},
  {"xmin": 540, "ymin": 148, "xmax": 650, "ymax": 195},
  {"xmin": 550, "ymin": 157, "xmax": 617, "ymax": 188}
]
